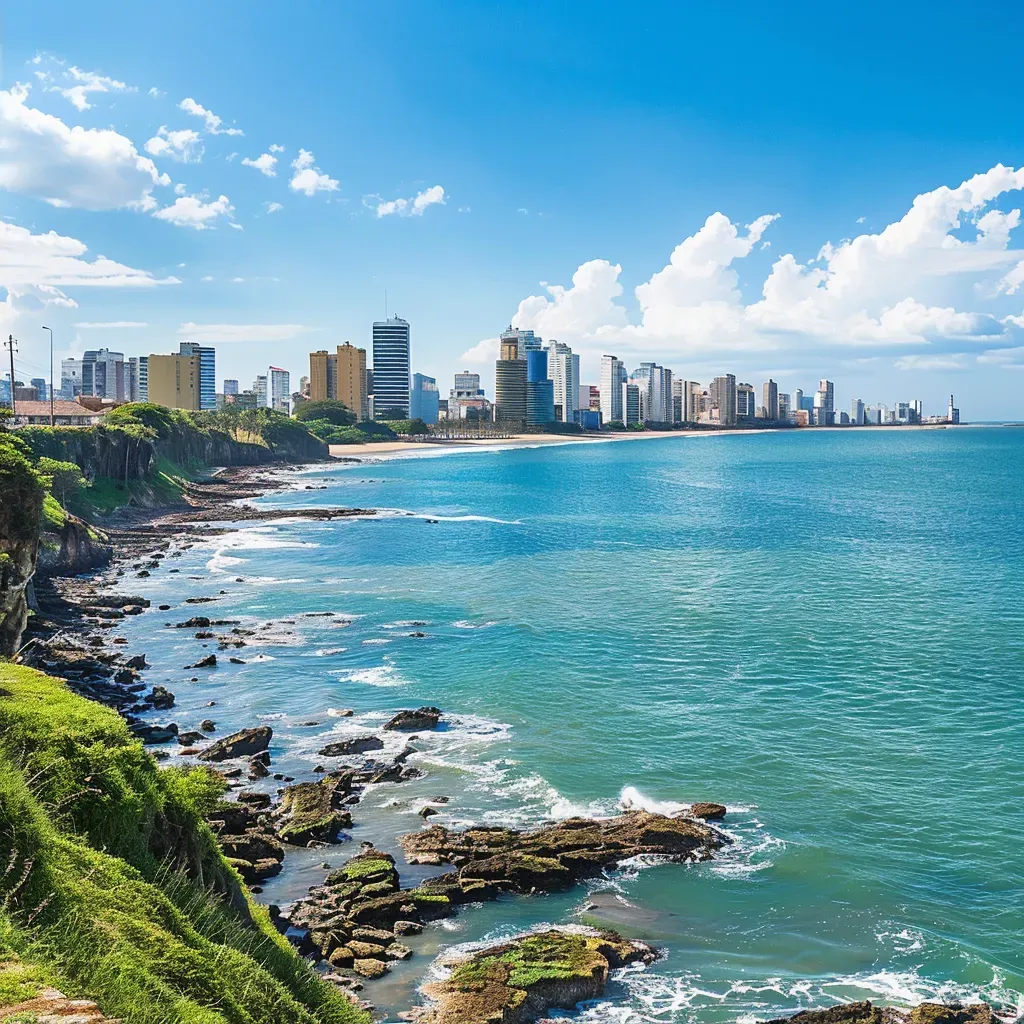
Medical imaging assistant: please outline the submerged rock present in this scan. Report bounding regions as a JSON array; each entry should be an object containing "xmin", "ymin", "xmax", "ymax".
[
  {"xmin": 317, "ymin": 735, "xmax": 384, "ymax": 757},
  {"xmin": 418, "ymin": 927, "xmax": 656, "ymax": 1024},
  {"xmin": 198, "ymin": 725, "xmax": 272, "ymax": 762}
]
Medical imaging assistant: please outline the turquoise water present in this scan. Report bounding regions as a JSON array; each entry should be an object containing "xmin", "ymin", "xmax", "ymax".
[{"xmin": 111, "ymin": 427, "xmax": 1024, "ymax": 1022}]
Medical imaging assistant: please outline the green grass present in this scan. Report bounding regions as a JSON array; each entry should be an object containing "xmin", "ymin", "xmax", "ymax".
[
  {"xmin": 0, "ymin": 663, "xmax": 370, "ymax": 1024},
  {"xmin": 449, "ymin": 931, "xmax": 609, "ymax": 990},
  {"xmin": 39, "ymin": 494, "xmax": 67, "ymax": 532}
]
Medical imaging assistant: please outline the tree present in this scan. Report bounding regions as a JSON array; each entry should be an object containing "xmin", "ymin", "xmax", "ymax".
[
  {"xmin": 294, "ymin": 400, "xmax": 356, "ymax": 426},
  {"xmin": 37, "ymin": 456, "xmax": 86, "ymax": 506}
]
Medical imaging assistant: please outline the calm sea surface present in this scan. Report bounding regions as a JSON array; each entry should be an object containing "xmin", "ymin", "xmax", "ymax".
[{"xmin": 110, "ymin": 427, "xmax": 1024, "ymax": 1023}]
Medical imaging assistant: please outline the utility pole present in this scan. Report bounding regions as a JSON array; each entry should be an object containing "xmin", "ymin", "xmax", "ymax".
[
  {"xmin": 42, "ymin": 326, "xmax": 54, "ymax": 425},
  {"xmin": 4, "ymin": 335, "xmax": 16, "ymax": 416}
]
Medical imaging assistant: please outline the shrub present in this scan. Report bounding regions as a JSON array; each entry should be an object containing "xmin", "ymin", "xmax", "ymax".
[{"xmin": 294, "ymin": 401, "xmax": 356, "ymax": 427}]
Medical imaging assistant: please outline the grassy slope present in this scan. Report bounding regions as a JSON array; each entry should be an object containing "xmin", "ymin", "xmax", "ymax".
[{"xmin": 0, "ymin": 663, "xmax": 369, "ymax": 1024}]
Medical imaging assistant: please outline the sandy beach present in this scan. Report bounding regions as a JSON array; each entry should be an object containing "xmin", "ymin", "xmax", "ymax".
[
  {"xmin": 328, "ymin": 428, "xmax": 755, "ymax": 458},
  {"xmin": 328, "ymin": 422, "xmax": 971, "ymax": 460}
]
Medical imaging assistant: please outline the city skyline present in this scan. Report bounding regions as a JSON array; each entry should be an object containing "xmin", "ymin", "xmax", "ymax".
[{"xmin": 2, "ymin": 3, "xmax": 1024, "ymax": 418}]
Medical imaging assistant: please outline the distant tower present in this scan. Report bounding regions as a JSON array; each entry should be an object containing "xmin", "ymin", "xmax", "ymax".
[{"xmin": 948, "ymin": 394, "xmax": 959, "ymax": 424}]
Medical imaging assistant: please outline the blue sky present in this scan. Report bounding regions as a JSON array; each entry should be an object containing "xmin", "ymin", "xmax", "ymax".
[{"xmin": 3, "ymin": 0, "xmax": 1024, "ymax": 418}]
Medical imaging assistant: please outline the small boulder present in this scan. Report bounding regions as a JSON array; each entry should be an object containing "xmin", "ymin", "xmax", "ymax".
[
  {"xmin": 351, "ymin": 958, "xmax": 389, "ymax": 979},
  {"xmin": 689, "ymin": 802, "xmax": 727, "ymax": 821},
  {"xmin": 200, "ymin": 719, "xmax": 216, "ymax": 732},
  {"xmin": 149, "ymin": 685, "xmax": 175, "ymax": 709},
  {"xmin": 197, "ymin": 725, "xmax": 272, "ymax": 762},
  {"xmin": 383, "ymin": 706, "xmax": 442, "ymax": 732},
  {"xmin": 186, "ymin": 654, "xmax": 217, "ymax": 669}
]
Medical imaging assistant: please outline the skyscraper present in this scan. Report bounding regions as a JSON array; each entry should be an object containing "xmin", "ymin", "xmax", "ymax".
[
  {"xmin": 621, "ymin": 382, "xmax": 641, "ymax": 425},
  {"xmin": 60, "ymin": 358, "xmax": 83, "ymax": 399},
  {"xmin": 947, "ymin": 394, "xmax": 959, "ymax": 424},
  {"xmin": 337, "ymin": 343, "xmax": 368, "ymax": 420},
  {"xmin": 178, "ymin": 342, "xmax": 216, "ymax": 411},
  {"xmin": 81, "ymin": 349, "xmax": 125, "ymax": 400},
  {"xmin": 599, "ymin": 355, "xmax": 626, "ymax": 423},
  {"xmin": 546, "ymin": 341, "xmax": 579, "ymax": 423},
  {"xmin": 736, "ymin": 382, "xmax": 756, "ymax": 420},
  {"xmin": 495, "ymin": 331, "xmax": 528, "ymax": 424},
  {"xmin": 410, "ymin": 373, "xmax": 439, "ymax": 424},
  {"xmin": 269, "ymin": 367, "xmax": 291, "ymax": 412},
  {"xmin": 223, "ymin": 379, "xmax": 239, "ymax": 396},
  {"xmin": 762, "ymin": 379, "xmax": 779, "ymax": 420},
  {"xmin": 254, "ymin": 375, "xmax": 268, "ymax": 407},
  {"xmin": 851, "ymin": 398, "xmax": 865, "ymax": 425},
  {"xmin": 372, "ymin": 316, "xmax": 411, "ymax": 418},
  {"xmin": 309, "ymin": 350, "xmax": 337, "ymax": 401},
  {"xmin": 148, "ymin": 354, "xmax": 200, "ymax": 410},
  {"xmin": 127, "ymin": 357, "xmax": 147, "ymax": 402},
  {"xmin": 710, "ymin": 374, "xmax": 737, "ymax": 426},
  {"xmin": 525, "ymin": 349, "xmax": 555, "ymax": 427},
  {"xmin": 793, "ymin": 388, "xmax": 804, "ymax": 416},
  {"xmin": 814, "ymin": 379, "xmax": 835, "ymax": 426}
]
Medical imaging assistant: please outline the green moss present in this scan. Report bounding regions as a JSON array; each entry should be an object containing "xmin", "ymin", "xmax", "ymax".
[
  {"xmin": 341, "ymin": 858, "xmax": 392, "ymax": 880},
  {"xmin": 0, "ymin": 664, "xmax": 369, "ymax": 1024},
  {"xmin": 449, "ymin": 931, "xmax": 607, "ymax": 991}
]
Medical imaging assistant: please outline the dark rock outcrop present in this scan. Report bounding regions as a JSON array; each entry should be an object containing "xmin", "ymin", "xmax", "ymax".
[
  {"xmin": 286, "ymin": 846, "xmax": 456, "ymax": 978},
  {"xmin": 418, "ymin": 927, "xmax": 657, "ymax": 1024},
  {"xmin": 764, "ymin": 1003, "xmax": 999, "ymax": 1024},
  {"xmin": 383, "ymin": 706, "xmax": 442, "ymax": 732},
  {"xmin": 198, "ymin": 725, "xmax": 272, "ymax": 762},
  {"xmin": 275, "ymin": 776, "xmax": 354, "ymax": 846},
  {"xmin": 401, "ymin": 810, "xmax": 727, "ymax": 901},
  {"xmin": 689, "ymin": 801, "xmax": 727, "ymax": 820}
]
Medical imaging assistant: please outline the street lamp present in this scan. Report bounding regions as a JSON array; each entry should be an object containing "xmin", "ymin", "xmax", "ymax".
[{"xmin": 42, "ymin": 326, "xmax": 53, "ymax": 426}]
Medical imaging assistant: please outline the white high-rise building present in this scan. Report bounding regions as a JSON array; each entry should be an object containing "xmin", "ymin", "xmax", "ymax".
[
  {"xmin": 269, "ymin": 367, "xmax": 291, "ymax": 412},
  {"xmin": 372, "ymin": 316, "xmax": 411, "ymax": 418},
  {"xmin": 60, "ymin": 357, "xmax": 83, "ymax": 399},
  {"xmin": 851, "ymin": 398, "xmax": 865, "ymax": 425},
  {"xmin": 814, "ymin": 379, "xmax": 835, "ymax": 425},
  {"xmin": 599, "ymin": 355, "xmax": 626, "ymax": 424},
  {"xmin": 710, "ymin": 374, "xmax": 737, "ymax": 426},
  {"xmin": 254, "ymin": 375, "xmax": 268, "ymax": 407},
  {"xmin": 546, "ymin": 341, "xmax": 579, "ymax": 423}
]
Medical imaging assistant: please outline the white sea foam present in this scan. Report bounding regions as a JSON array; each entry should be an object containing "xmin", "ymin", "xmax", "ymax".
[
  {"xmin": 361, "ymin": 638, "xmax": 393, "ymax": 645},
  {"xmin": 205, "ymin": 526, "xmax": 320, "ymax": 573},
  {"xmin": 453, "ymin": 619, "xmax": 498, "ymax": 629},
  {"xmin": 329, "ymin": 664, "xmax": 407, "ymax": 687}
]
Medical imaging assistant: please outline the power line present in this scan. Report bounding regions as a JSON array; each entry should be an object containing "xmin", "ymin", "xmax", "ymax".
[{"xmin": 4, "ymin": 335, "xmax": 18, "ymax": 414}]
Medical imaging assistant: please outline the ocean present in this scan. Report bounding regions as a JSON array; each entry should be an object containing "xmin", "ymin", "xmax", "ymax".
[{"xmin": 108, "ymin": 426, "xmax": 1024, "ymax": 1022}]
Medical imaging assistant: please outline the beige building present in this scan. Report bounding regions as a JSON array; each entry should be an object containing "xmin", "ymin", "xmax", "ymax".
[
  {"xmin": 309, "ymin": 343, "xmax": 367, "ymax": 419},
  {"xmin": 148, "ymin": 354, "xmax": 201, "ymax": 410}
]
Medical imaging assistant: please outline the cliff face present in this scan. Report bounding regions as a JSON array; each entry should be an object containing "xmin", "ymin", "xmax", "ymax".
[
  {"xmin": 0, "ymin": 434, "xmax": 45, "ymax": 656},
  {"xmin": 37, "ymin": 517, "xmax": 113, "ymax": 576},
  {"xmin": 0, "ymin": 536, "xmax": 37, "ymax": 656}
]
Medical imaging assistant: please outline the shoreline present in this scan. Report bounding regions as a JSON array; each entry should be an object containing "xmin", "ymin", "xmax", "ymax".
[{"xmin": 330, "ymin": 421, "xmax": 980, "ymax": 460}]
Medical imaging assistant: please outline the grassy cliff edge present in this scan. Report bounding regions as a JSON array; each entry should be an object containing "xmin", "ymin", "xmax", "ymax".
[{"xmin": 0, "ymin": 663, "xmax": 369, "ymax": 1024}]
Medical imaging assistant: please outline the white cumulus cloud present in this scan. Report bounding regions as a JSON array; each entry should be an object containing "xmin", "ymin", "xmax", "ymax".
[
  {"xmin": 144, "ymin": 126, "xmax": 203, "ymax": 163},
  {"xmin": 242, "ymin": 152, "xmax": 277, "ymax": 176},
  {"xmin": 0, "ymin": 83, "xmax": 169, "ymax": 210},
  {"xmin": 372, "ymin": 184, "xmax": 446, "ymax": 218},
  {"xmin": 152, "ymin": 193, "xmax": 234, "ymax": 230},
  {"xmin": 289, "ymin": 149, "xmax": 339, "ymax": 196},
  {"xmin": 481, "ymin": 164, "xmax": 1024, "ymax": 369},
  {"xmin": 52, "ymin": 65, "xmax": 134, "ymax": 111},
  {"xmin": 179, "ymin": 96, "xmax": 243, "ymax": 136}
]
